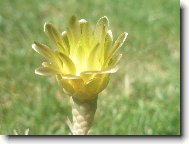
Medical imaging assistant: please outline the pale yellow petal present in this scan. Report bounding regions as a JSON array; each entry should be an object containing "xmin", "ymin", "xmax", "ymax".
[
  {"xmin": 107, "ymin": 32, "xmax": 128, "ymax": 59},
  {"xmin": 32, "ymin": 42, "xmax": 63, "ymax": 72},
  {"xmin": 42, "ymin": 61, "xmax": 60, "ymax": 72},
  {"xmin": 84, "ymin": 74, "xmax": 109, "ymax": 95},
  {"xmin": 59, "ymin": 78, "xmax": 75, "ymax": 96},
  {"xmin": 61, "ymin": 31, "xmax": 70, "ymax": 54},
  {"xmin": 94, "ymin": 16, "xmax": 109, "ymax": 42},
  {"xmin": 96, "ymin": 74, "xmax": 109, "ymax": 93},
  {"xmin": 87, "ymin": 43, "xmax": 101, "ymax": 71},
  {"xmin": 80, "ymin": 21, "xmax": 93, "ymax": 52},
  {"xmin": 44, "ymin": 23, "xmax": 68, "ymax": 54},
  {"xmin": 81, "ymin": 65, "xmax": 119, "ymax": 75},
  {"xmin": 32, "ymin": 42, "xmax": 55, "ymax": 60},
  {"xmin": 67, "ymin": 16, "xmax": 80, "ymax": 49},
  {"xmin": 35, "ymin": 67, "xmax": 60, "ymax": 76},
  {"xmin": 61, "ymin": 74, "xmax": 81, "ymax": 80},
  {"xmin": 104, "ymin": 30, "xmax": 113, "ymax": 59},
  {"xmin": 57, "ymin": 52, "xmax": 76, "ymax": 75},
  {"xmin": 41, "ymin": 62, "xmax": 51, "ymax": 67},
  {"xmin": 61, "ymin": 75, "xmax": 89, "ymax": 99},
  {"xmin": 108, "ymin": 53, "xmax": 122, "ymax": 67},
  {"xmin": 79, "ymin": 19, "xmax": 87, "ymax": 26}
]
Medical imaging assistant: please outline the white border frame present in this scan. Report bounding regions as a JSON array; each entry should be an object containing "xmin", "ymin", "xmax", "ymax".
[{"xmin": 0, "ymin": 1, "xmax": 186, "ymax": 144}]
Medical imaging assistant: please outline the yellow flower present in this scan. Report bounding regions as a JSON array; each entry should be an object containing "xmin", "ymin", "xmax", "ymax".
[{"xmin": 32, "ymin": 16, "xmax": 128, "ymax": 100}]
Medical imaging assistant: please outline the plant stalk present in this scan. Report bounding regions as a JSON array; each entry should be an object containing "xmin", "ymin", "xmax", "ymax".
[{"xmin": 68, "ymin": 96, "xmax": 98, "ymax": 135}]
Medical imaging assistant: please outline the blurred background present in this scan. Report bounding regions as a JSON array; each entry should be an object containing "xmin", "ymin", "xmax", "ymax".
[{"xmin": 0, "ymin": 0, "xmax": 180, "ymax": 135}]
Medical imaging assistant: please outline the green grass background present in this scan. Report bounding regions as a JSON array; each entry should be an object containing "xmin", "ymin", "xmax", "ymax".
[{"xmin": 0, "ymin": 0, "xmax": 180, "ymax": 135}]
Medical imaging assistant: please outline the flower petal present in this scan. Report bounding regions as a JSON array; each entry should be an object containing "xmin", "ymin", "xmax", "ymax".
[
  {"xmin": 60, "ymin": 75, "xmax": 91, "ymax": 99},
  {"xmin": 80, "ymin": 66, "xmax": 118, "ymax": 84},
  {"xmin": 96, "ymin": 74, "xmax": 109, "ymax": 93},
  {"xmin": 87, "ymin": 43, "xmax": 101, "ymax": 71},
  {"xmin": 61, "ymin": 74, "xmax": 81, "ymax": 80},
  {"xmin": 84, "ymin": 78, "xmax": 101, "ymax": 95},
  {"xmin": 80, "ymin": 21, "xmax": 93, "ymax": 52},
  {"xmin": 32, "ymin": 42, "xmax": 63, "ymax": 71},
  {"xmin": 42, "ymin": 61, "xmax": 60, "ymax": 72},
  {"xmin": 107, "ymin": 53, "xmax": 122, "ymax": 67},
  {"xmin": 32, "ymin": 42, "xmax": 55, "ymax": 60},
  {"xmin": 44, "ymin": 23, "xmax": 68, "ymax": 54},
  {"xmin": 61, "ymin": 31, "xmax": 70, "ymax": 54},
  {"xmin": 35, "ymin": 67, "xmax": 60, "ymax": 76},
  {"xmin": 94, "ymin": 16, "xmax": 109, "ymax": 65},
  {"xmin": 100, "ymin": 66, "xmax": 119, "ymax": 74},
  {"xmin": 104, "ymin": 30, "xmax": 113, "ymax": 59},
  {"xmin": 57, "ymin": 75, "xmax": 75, "ymax": 96},
  {"xmin": 81, "ymin": 65, "xmax": 119, "ymax": 75},
  {"xmin": 84, "ymin": 74, "xmax": 109, "ymax": 95},
  {"xmin": 67, "ymin": 16, "xmax": 80, "ymax": 49},
  {"xmin": 57, "ymin": 52, "xmax": 76, "ymax": 75},
  {"xmin": 94, "ymin": 16, "xmax": 109, "ymax": 42},
  {"xmin": 41, "ymin": 61, "xmax": 52, "ymax": 67},
  {"xmin": 107, "ymin": 32, "xmax": 128, "ymax": 60},
  {"xmin": 79, "ymin": 19, "xmax": 87, "ymax": 25}
]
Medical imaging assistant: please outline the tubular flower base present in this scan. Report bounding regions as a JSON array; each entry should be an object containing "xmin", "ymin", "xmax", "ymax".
[
  {"xmin": 32, "ymin": 16, "xmax": 127, "ymax": 135},
  {"xmin": 68, "ymin": 97, "xmax": 97, "ymax": 135}
]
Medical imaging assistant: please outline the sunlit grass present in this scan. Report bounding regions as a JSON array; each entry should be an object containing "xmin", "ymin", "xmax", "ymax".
[{"xmin": 0, "ymin": 0, "xmax": 180, "ymax": 135}]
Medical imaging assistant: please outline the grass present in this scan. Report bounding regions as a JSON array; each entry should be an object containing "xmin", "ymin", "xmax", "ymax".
[{"xmin": 0, "ymin": 0, "xmax": 180, "ymax": 135}]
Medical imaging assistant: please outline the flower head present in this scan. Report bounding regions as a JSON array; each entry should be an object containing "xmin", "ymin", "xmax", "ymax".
[{"xmin": 32, "ymin": 16, "xmax": 128, "ymax": 100}]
